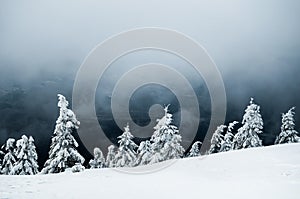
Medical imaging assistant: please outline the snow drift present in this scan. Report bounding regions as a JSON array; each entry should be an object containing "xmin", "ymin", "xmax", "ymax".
[{"xmin": 1, "ymin": 143, "xmax": 300, "ymax": 199}]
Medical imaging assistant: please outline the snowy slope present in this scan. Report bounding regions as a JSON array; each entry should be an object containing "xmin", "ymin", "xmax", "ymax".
[{"xmin": 1, "ymin": 143, "xmax": 300, "ymax": 199}]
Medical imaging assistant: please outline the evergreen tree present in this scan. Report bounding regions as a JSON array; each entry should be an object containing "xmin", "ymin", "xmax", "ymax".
[
  {"xmin": 1, "ymin": 138, "xmax": 16, "ymax": 175},
  {"xmin": 11, "ymin": 135, "xmax": 39, "ymax": 175},
  {"xmin": 187, "ymin": 141, "xmax": 202, "ymax": 157},
  {"xmin": 0, "ymin": 148, "xmax": 4, "ymax": 172},
  {"xmin": 106, "ymin": 145, "xmax": 116, "ymax": 168},
  {"xmin": 233, "ymin": 98, "xmax": 263, "ymax": 149},
  {"xmin": 209, "ymin": 125, "xmax": 226, "ymax": 154},
  {"xmin": 41, "ymin": 94, "xmax": 85, "ymax": 174},
  {"xmin": 275, "ymin": 107, "xmax": 300, "ymax": 144},
  {"xmin": 150, "ymin": 105, "xmax": 185, "ymax": 163},
  {"xmin": 220, "ymin": 121, "xmax": 238, "ymax": 152},
  {"xmin": 115, "ymin": 124, "xmax": 138, "ymax": 167},
  {"xmin": 89, "ymin": 147, "xmax": 106, "ymax": 169},
  {"xmin": 135, "ymin": 140, "xmax": 153, "ymax": 166},
  {"xmin": 0, "ymin": 152, "xmax": 2, "ymax": 171}
]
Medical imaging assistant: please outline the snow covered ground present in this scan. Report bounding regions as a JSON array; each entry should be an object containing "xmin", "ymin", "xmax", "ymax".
[{"xmin": 1, "ymin": 143, "xmax": 300, "ymax": 199}]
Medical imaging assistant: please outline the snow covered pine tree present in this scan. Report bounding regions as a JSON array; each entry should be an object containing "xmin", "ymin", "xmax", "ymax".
[
  {"xmin": 114, "ymin": 124, "xmax": 138, "ymax": 167},
  {"xmin": 187, "ymin": 141, "xmax": 202, "ymax": 157},
  {"xmin": 220, "ymin": 121, "xmax": 238, "ymax": 152},
  {"xmin": 1, "ymin": 138, "xmax": 16, "ymax": 175},
  {"xmin": 275, "ymin": 107, "xmax": 300, "ymax": 144},
  {"xmin": 150, "ymin": 105, "xmax": 185, "ymax": 163},
  {"xmin": 89, "ymin": 147, "xmax": 106, "ymax": 169},
  {"xmin": 0, "ymin": 149, "xmax": 3, "ymax": 171},
  {"xmin": 232, "ymin": 98, "xmax": 263, "ymax": 149},
  {"xmin": 10, "ymin": 135, "xmax": 39, "ymax": 175},
  {"xmin": 106, "ymin": 145, "xmax": 116, "ymax": 168},
  {"xmin": 208, "ymin": 125, "xmax": 226, "ymax": 154},
  {"xmin": 135, "ymin": 140, "xmax": 154, "ymax": 166},
  {"xmin": 41, "ymin": 94, "xmax": 85, "ymax": 174}
]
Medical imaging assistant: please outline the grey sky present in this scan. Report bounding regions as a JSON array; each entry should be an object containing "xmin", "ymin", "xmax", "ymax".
[{"xmin": 1, "ymin": 0, "xmax": 299, "ymax": 74}]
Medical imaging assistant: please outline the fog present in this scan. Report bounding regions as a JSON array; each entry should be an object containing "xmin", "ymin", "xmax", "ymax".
[{"xmin": 0, "ymin": 0, "xmax": 300, "ymax": 166}]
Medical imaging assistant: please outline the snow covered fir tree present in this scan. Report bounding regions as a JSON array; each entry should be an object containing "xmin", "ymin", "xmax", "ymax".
[
  {"xmin": 41, "ymin": 94, "xmax": 85, "ymax": 174},
  {"xmin": 106, "ymin": 145, "xmax": 116, "ymax": 168},
  {"xmin": 232, "ymin": 98, "xmax": 263, "ymax": 149},
  {"xmin": 275, "ymin": 107, "xmax": 300, "ymax": 144},
  {"xmin": 220, "ymin": 121, "xmax": 238, "ymax": 152},
  {"xmin": 150, "ymin": 105, "xmax": 185, "ymax": 163},
  {"xmin": 208, "ymin": 125, "xmax": 226, "ymax": 154},
  {"xmin": 0, "ymin": 150, "xmax": 3, "ymax": 170},
  {"xmin": 10, "ymin": 135, "xmax": 39, "ymax": 175},
  {"xmin": 187, "ymin": 141, "xmax": 202, "ymax": 157},
  {"xmin": 1, "ymin": 138, "xmax": 16, "ymax": 175},
  {"xmin": 135, "ymin": 140, "xmax": 154, "ymax": 166},
  {"xmin": 89, "ymin": 147, "xmax": 106, "ymax": 169},
  {"xmin": 114, "ymin": 124, "xmax": 138, "ymax": 167}
]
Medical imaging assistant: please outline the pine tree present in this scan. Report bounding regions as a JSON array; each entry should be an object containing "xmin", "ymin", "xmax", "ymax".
[
  {"xmin": 275, "ymin": 107, "xmax": 300, "ymax": 144},
  {"xmin": 150, "ymin": 105, "xmax": 185, "ymax": 163},
  {"xmin": 10, "ymin": 135, "xmax": 39, "ymax": 175},
  {"xmin": 135, "ymin": 140, "xmax": 153, "ymax": 166},
  {"xmin": 1, "ymin": 138, "xmax": 16, "ymax": 175},
  {"xmin": 220, "ymin": 121, "xmax": 238, "ymax": 152},
  {"xmin": 41, "ymin": 94, "xmax": 85, "ymax": 174},
  {"xmin": 115, "ymin": 124, "xmax": 138, "ymax": 167},
  {"xmin": 89, "ymin": 147, "xmax": 106, "ymax": 169},
  {"xmin": 233, "ymin": 98, "xmax": 263, "ymax": 149},
  {"xmin": 0, "ymin": 150, "xmax": 3, "ymax": 171},
  {"xmin": 187, "ymin": 141, "xmax": 202, "ymax": 157},
  {"xmin": 106, "ymin": 145, "xmax": 116, "ymax": 168},
  {"xmin": 0, "ymin": 147, "xmax": 5, "ymax": 172},
  {"xmin": 209, "ymin": 125, "xmax": 226, "ymax": 154}
]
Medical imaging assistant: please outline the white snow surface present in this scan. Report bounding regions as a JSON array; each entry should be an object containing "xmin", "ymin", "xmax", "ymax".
[{"xmin": 1, "ymin": 143, "xmax": 300, "ymax": 199}]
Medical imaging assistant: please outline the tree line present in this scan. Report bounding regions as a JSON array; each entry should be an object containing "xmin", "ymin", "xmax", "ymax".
[{"xmin": 0, "ymin": 95, "xmax": 299, "ymax": 175}]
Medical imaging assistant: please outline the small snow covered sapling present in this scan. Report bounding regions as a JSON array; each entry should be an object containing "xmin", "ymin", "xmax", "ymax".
[
  {"xmin": 1, "ymin": 138, "xmax": 16, "ymax": 175},
  {"xmin": 89, "ymin": 147, "xmax": 106, "ymax": 169},
  {"xmin": 275, "ymin": 107, "xmax": 300, "ymax": 144},
  {"xmin": 106, "ymin": 145, "xmax": 116, "ymax": 168},
  {"xmin": 187, "ymin": 141, "xmax": 202, "ymax": 157},
  {"xmin": 41, "ymin": 94, "xmax": 85, "ymax": 174},
  {"xmin": 115, "ymin": 124, "xmax": 138, "ymax": 167},
  {"xmin": 220, "ymin": 121, "xmax": 238, "ymax": 152},
  {"xmin": 209, "ymin": 125, "xmax": 226, "ymax": 154},
  {"xmin": 72, "ymin": 163, "xmax": 85, "ymax": 173}
]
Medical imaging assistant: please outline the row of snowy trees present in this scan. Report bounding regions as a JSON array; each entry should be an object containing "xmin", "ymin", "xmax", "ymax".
[
  {"xmin": 0, "ymin": 95, "xmax": 299, "ymax": 175},
  {"xmin": 0, "ymin": 94, "xmax": 186, "ymax": 174},
  {"xmin": 88, "ymin": 105, "xmax": 186, "ymax": 169},
  {"xmin": 208, "ymin": 98, "xmax": 300, "ymax": 155},
  {"xmin": 0, "ymin": 94, "xmax": 85, "ymax": 175},
  {"xmin": 0, "ymin": 135, "xmax": 39, "ymax": 175}
]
